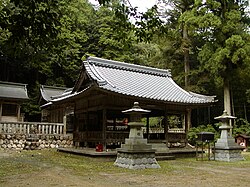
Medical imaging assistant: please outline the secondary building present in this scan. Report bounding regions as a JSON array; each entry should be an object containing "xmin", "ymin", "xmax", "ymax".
[{"xmin": 0, "ymin": 81, "xmax": 29, "ymax": 122}]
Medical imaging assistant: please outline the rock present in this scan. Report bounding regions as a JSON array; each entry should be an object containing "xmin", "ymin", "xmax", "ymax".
[
  {"xmin": 54, "ymin": 135, "xmax": 60, "ymax": 140},
  {"xmin": 16, "ymin": 134, "xmax": 22, "ymax": 140},
  {"xmin": 24, "ymin": 145, "xmax": 30, "ymax": 150},
  {"xmin": 30, "ymin": 145, "xmax": 36, "ymax": 150},
  {"xmin": 62, "ymin": 140, "xmax": 66, "ymax": 145},
  {"xmin": 7, "ymin": 135, "xmax": 12, "ymax": 139},
  {"xmin": 66, "ymin": 140, "xmax": 72, "ymax": 145},
  {"xmin": 0, "ymin": 139, "xmax": 3, "ymax": 145},
  {"xmin": 50, "ymin": 144, "xmax": 56, "ymax": 148},
  {"xmin": 1, "ymin": 144, "xmax": 7, "ymax": 149},
  {"xmin": 40, "ymin": 135, "xmax": 46, "ymax": 140},
  {"xmin": 0, "ymin": 134, "xmax": 5, "ymax": 139}
]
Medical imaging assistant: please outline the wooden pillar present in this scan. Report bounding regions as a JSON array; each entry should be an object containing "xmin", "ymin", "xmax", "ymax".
[
  {"xmin": 208, "ymin": 106, "xmax": 211, "ymax": 124},
  {"xmin": 184, "ymin": 110, "xmax": 190, "ymax": 147},
  {"xmin": 146, "ymin": 115, "xmax": 149, "ymax": 139},
  {"xmin": 186, "ymin": 108, "xmax": 192, "ymax": 131},
  {"xmin": 0, "ymin": 102, "xmax": 2, "ymax": 122},
  {"xmin": 63, "ymin": 115, "xmax": 67, "ymax": 135},
  {"xmin": 17, "ymin": 104, "xmax": 21, "ymax": 122},
  {"xmin": 163, "ymin": 107, "xmax": 168, "ymax": 147},
  {"xmin": 102, "ymin": 108, "xmax": 107, "ymax": 151}
]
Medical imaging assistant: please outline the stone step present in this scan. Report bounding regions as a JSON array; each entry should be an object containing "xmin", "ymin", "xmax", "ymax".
[
  {"xmin": 151, "ymin": 143, "xmax": 169, "ymax": 152},
  {"xmin": 155, "ymin": 151, "xmax": 172, "ymax": 156},
  {"xmin": 156, "ymin": 155, "xmax": 175, "ymax": 161}
]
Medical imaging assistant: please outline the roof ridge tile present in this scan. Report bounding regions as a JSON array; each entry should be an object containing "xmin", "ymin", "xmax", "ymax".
[{"xmin": 87, "ymin": 56, "xmax": 171, "ymax": 77}]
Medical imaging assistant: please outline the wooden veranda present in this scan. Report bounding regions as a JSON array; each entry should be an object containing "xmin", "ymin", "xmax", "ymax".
[{"xmin": 71, "ymin": 87, "xmax": 196, "ymax": 150}]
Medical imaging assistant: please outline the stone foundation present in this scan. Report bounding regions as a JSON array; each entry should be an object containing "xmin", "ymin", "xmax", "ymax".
[
  {"xmin": 214, "ymin": 149, "xmax": 244, "ymax": 162},
  {"xmin": 0, "ymin": 134, "xmax": 73, "ymax": 150},
  {"xmin": 114, "ymin": 152, "xmax": 160, "ymax": 169}
]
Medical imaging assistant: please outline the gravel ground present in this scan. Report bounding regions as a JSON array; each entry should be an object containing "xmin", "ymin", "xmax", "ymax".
[{"xmin": 0, "ymin": 149, "xmax": 250, "ymax": 187}]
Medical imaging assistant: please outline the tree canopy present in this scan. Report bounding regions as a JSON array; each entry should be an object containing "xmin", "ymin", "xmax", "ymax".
[{"xmin": 0, "ymin": 0, "xmax": 249, "ymax": 122}]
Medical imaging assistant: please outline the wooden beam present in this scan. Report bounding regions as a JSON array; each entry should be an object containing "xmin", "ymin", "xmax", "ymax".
[{"xmin": 102, "ymin": 108, "xmax": 107, "ymax": 151}]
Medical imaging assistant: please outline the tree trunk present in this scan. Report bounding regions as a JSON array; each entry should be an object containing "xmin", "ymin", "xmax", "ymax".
[
  {"xmin": 223, "ymin": 76, "xmax": 232, "ymax": 134},
  {"xmin": 183, "ymin": 23, "xmax": 192, "ymax": 130},
  {"xmin": 224, "ymin": 77, "xmax": 231, "ymax": 116},
  {"xmin": 183, "ymin": 24, "xmax": 190, "ymax": 89}
]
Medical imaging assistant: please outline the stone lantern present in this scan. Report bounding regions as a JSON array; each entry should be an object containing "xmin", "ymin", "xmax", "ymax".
[
  {"xmin": 114, "ymin": 102, "xmax": 160, "ymax": 169},
  {"xmin": 214, "ymin": 110, "xmax": 244, "ymax": 161}
]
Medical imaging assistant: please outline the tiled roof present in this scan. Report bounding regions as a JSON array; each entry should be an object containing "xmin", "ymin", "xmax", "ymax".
[
  {"xmin": 84, "ymin": 57, "xmax": 216, "ymax": 104},
  {"xmin": 40, "ymin": 85, "xmax": 72, "ymax": 102},
  {"xmin": 0, "ymin": 81, "xmax": 29, "ymax": 100}
]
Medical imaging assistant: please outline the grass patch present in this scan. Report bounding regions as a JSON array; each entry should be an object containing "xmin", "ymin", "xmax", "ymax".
[{"xmin": 1, "ymin": 149, "xmax": 250, "ymax": 179}]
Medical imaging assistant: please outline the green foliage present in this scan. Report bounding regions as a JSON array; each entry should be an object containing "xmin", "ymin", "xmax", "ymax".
[
  {"xmin": 195, "ymin": 0, "xmax": 250, "ymax": 78},
  {"xmin": 233, "ymin": 118, "xmax": 250, "ymax": 137},
  {"xmin": 168, "ymin": 115, "xmax": 182, "ymax": 129},
  {"xmin": 0, "ymin": 0, "xmax": 250, "ymax": 121},
  {"xmin": 141, "ymin": 117, "xmax": 163, "ymax": 127},
  {"xmin": 188, "ymin": 119, "xmax": 250, "ymax": 146},
  {"xmin": 187, "ymin": 124, "xmax": 220, "ymax": 145}
]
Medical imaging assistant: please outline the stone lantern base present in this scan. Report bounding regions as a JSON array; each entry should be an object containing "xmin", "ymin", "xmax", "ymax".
[
  {"xmin": 114, "ymin": 102, "xmax": 160, "ymax": 169},
  {"xmin": 214, "ymin": 111, "xmax": 245, "ymax": 162},
  {"xmin": 214, "ymin": 149, "xmax": 244, "ymax": 162},
  {"xmin": 214, "ymin": 138, "xmax": 244, "ymax": 162},
  {"xmin": 114, "ymin": 150, "xmax": 160, "ymax": 169}
]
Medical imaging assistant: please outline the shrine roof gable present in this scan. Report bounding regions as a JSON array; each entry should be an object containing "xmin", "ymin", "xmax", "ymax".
[
  {"xmin": 0, "ymin": 81, "xmax": 29, "ymax": 100},
  {"xmin": 78, "ymin": 56, "xmax": 216, "ymax": 104}
]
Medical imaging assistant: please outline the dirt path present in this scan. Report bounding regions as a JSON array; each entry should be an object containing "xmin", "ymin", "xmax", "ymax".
[
  {"xmin": 1, "ymin": 150, "xmax": 250, "ymax": 187},
  {"xmin": 3, "ymin": 167, "xmax": 249, "ymax": 187}
]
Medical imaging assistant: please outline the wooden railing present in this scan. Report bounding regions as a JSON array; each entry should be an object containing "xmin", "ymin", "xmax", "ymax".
[
  {"xmin": 142, "ymin": 127, "xmax": 185, "ymax": 134},
  {"xmin": 0, "ymin": 122, "xmax": 65, "ymax": 135}
]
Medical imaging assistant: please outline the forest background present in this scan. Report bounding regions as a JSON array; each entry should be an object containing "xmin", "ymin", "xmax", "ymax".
[{"xmin": 0, "ymin": 0, "xmax": 250, "ymax": 134}]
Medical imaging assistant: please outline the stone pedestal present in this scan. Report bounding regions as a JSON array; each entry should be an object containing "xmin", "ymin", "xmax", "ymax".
[
  {"xmin": 214, "ymin": 149, "xmax": 244, "ymax": 162},
  {"xmin": 114, "ymin": 102, "xmax": 160, "ymax": 169},
  {"xmin": 114, "ymin": 150, "xmax": 160, "ymax": 169},
  {"xmin": 214, "ymin": 111, "xmax": 244, "ymax": 162}
]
